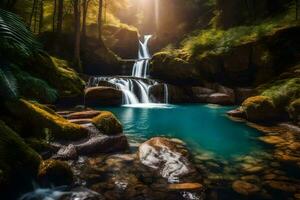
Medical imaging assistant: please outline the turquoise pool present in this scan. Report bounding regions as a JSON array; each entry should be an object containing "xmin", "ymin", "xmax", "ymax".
[{"xmin": 99, "ymin": 104, "xmax": 264, "ymax": 159}]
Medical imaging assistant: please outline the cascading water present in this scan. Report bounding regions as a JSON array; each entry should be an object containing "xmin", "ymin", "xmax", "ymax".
[
  {"xmin": 132, "ymin": 35, "xmax": 152, "ymax": 78},
  {"xmin": 87, "ymin": 35, "xmax": 169, "ymax": 105}
]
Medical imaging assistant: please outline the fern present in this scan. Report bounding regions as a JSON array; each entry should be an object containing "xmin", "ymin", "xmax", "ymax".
[
  {"xmin": 0, "ymin": 67, "xmax": 18, "ymax": 100},
  {"xmin": 0, "ymin": 9, "xmax": 43, "ymax": 62}
]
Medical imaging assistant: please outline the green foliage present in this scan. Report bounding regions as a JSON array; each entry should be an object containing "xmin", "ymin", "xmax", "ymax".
[
  {"xmin": 0, "ymin": 66, "xmax": 18, "ymax": 100},
  {"xmin": 0, "ymin": 9, "xmax": 43, "ymax": 63},
  {"xmin": 181, "ymin": 6, "xmax": 299, "ymax": 58},
  {"xmin": 13, "ymin": 66, "xmax": 58, "ymax": 103}
]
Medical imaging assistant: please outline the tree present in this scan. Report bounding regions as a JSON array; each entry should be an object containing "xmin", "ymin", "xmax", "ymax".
[
  {"xmin": 57, "ymin": 0, "xmax": 64, "ymax": 33},
  {"xmin": 53, "ymin": 0, "xmax": 57, "ymax": 32},
  {"xmin": 29, "ymin": 0, "xmax": 38, "ymax": 28},
  {"xmin": 73, "ymin": 0, "xmax": 82, "ymax": 71},
  {"xmin": 296, "ymin": 0, "xmax": 299, "ymax": 20},
  {"xmin": 39, "ymin": 0, "xmax": 44, "ymax": 33},
  {"xmin": 82, "ymin": 0, "xmax": 91, "ymax": 41},
  {"xmin": 98, "ymin": 0, "xmax": 103, "ymax": 40}
]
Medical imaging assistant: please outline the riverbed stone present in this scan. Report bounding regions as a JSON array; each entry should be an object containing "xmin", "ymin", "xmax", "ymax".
[
  {"xmin": 259, "ymin": 135, "xmax": 285, "ymax": 145},
  {"xmin": 168, "ymin": 183, "xmax": 203, "ymax": 190},
  {"xmin": 207, "ymin": 93, "xmax": 234, "ymax": 105},
  {"xmin": 264, "ymin": 180, "xmax": 299, "ymax": 192},
  {"xmin": 85, "ymin": 86, "xmax": 123, "ymax": 106},
  {"xmin": 232, "ymin": 180, "xmax": 260, "ymax": 195},
  {"xmin": 138, "ymin": 137, "xmax": 194, "ymax": 183},
  {"xmin": 38, "ymin": 159, "xmax": 73, "ymax": 186}
]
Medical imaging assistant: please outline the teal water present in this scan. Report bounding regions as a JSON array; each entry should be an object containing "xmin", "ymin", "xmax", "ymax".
[{"xmin": 99, "ymin": 104, "xmax": 263, "ymax": 159}]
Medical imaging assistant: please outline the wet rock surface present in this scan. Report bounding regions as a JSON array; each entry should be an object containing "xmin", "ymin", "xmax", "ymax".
[{"xmin": 138, "ymin": 137, "xmax": 196, "ymax": 183}]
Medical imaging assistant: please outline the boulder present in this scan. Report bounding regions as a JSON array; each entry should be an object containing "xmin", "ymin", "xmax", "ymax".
[
  {"xmin": 288, "ymin": 98, "xmax": 300, "ymax": 123},
  {"xmin": 232, "ymin": 180, "xmax": 260, "ymax": 195},
  {"xmin": 207, "ymin": 93, "xmax": 234, "ymax": 105},
  {"xmin": 138, "ymin": 137, "xmax": 194, "ymax": 183},
  {"xmin": 5, "ymin": 99, "xmax": 88, "ymax": 141},
  {"xmin": 240, "ymin": 96, "xmax": 278, "ymax": 122},
  {"xmin": 0, "ymin": 121, "xmax": 41, "ymax": 192},
  {"xmin": 92, "ymin": 111, "xmax": 123, "ymax": 135},
  {"xmin": 85, "ymin": 86, "xmax": 122, "ymax": 106},
  {"xmin": 149, "ymin": 52, "xmax": 202, "ymax": 85},
  {"xmin": 235, "ymin": 88, "xmax": 257, "ymax": 104},
  {"xmin": 227, "ymin": 109, "xmax": 245, "ymax": 118},
  {"xmin": 65, "ymin": 110, "xmax": 101, "ymax": 120},
  {"xmin": 103, "ymin": 25, "xmax": 139, "ymax": 59},
  {"xmin": 38, "ymin": 159, "xmax": 73, "ymax": 187}
]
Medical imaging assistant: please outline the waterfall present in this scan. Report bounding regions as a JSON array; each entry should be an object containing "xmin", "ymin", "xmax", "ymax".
[
  {"xmin": 164, "ymin": 84, "xmax": 169, "ymax": 104},
  {"xmin": 87, "ymin": 35, "xmax": 170, "ymax": 105},
  {"xmin": 132, "ymin": 35, "xmax": 152, "ymax": 78}
]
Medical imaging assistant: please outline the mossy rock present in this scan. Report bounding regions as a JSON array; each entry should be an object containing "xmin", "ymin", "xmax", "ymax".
[
  {"xmin": 92, "ymin": 111, "xmax": 123, "ymax": 135},
  {"xmin": 5, "ymin": 99, "xmax": 88, "ymax": 141},
  {"xmin": 25, "ymin": 138, "xmax": 58, "ymax": 158},
  {"xmin": 24, "ymin": 53, "xmax": 85, "ymax": 98},
  {"xmin": 288, "ymin": 99, "xmax": 300, "ymax": 122},
  {"xmin": 38, "ymin": 159, "xmax": 73, "ymax": 187},
  {"xmin": 0, "ymin": 121, "xmax": 41, "ymax": 191},
  {"xmin": 241, "ymin": 96, "xmax": 278, "ymax": 122}
]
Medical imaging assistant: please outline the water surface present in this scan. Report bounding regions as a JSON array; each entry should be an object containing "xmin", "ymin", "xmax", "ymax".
[{"xmin": 99, "ymin": 104, "xmax": 263, "ymax": 159}]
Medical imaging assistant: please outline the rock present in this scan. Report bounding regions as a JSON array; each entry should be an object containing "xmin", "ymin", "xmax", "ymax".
[
  {"xmin": 38, "ymin": 159, "xmax": 73, "ymax": 187},
  {"xmin": 65, "ymin": 110, "xmax": 101, "ymax": 120},
  {"xmin": 68, "ymin": 118, "xmax": 93, "ymax": 125},
  {"xmin": 168, "ymin": 183, "xmax": 203, "ymax": 190},
  {"xmin": 288, "ymin": 98, "xmax": 300, "ymax": 123},
  {"xmin": 240, "ymin": 175, "xmax": 260, "ymax": 183},
  {"xmin": 54, "ymin": 144, "xmax": 78, "ymax": 160},
  {"xmin": 149, "ymin": 52, "xmax": 202, "ymax": 85},
  {"xmin": 227, "ymin": 109, "xmax": 245, "ymax": 118},
  {"xmin": 138, "ymin": 137, "xmax": 194, "ymax": 182},
  {"xmin": 232, "ymin": 180, "xmax": 260, "ymax": 195},
  {"xmin": 0, "ymin": 121, "xmax": 41, "ymax": 192},
  {"xmin": 259, "ymin": 136, "xmax": 285, "ymax": 145},
  {"xmin": 240, "ymin": 96, "xmax": 278, "ymax": 122},
  {"xmin": 264, "ymin": 181, "xmax": 299, "ymax": 192},
  {"xmin": 103, "ymin": 24, "xmax": 139, "ymax": 59},
  {"xmin": 235, "ymin": 88, "xmax": 257, "ymax": 104},
  {"xmin": 76, "ymin": 134, "xmax": 129, "ymax": 155},
  {"xmin": 207, "ymin": 93, "xmax": 234, "ymax": 105},
  {"xmin": 6, "ymin": 99, "xmax": 88, "ymax": 141},
  {"xmin": 92, "ymin": 111, "xmax": 123, "ymax": 135},
  {"xmin": 85, "ymin": 86, "xmax": 123, "ymax": 106}
]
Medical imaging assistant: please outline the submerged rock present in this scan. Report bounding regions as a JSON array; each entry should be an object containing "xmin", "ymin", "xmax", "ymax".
[
  {"xmin": 85, "ymin": 86, "xmax": 122, "ymax": 106},
  {"xmin": 168, "ymin": 183, "xmax": 203, "ymax": 190},
  {"xmin": 138, "ymin": 137, "xmax": 194, "ymax": 183},
  {"xmin": 232, "ymin": 180, "xmax": 260, "ymax": 195}
]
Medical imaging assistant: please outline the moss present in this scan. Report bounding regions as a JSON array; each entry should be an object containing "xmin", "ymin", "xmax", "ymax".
[
  {"xmin": 288, "ymin": 98, "xmax": 300, "ymax": 122},
  {"xmin": 25, "ymin": 138, "xmax": 57, "ymax": 156},
  {"xmin": 25, "ymin": 53, "xmax": 85, "ymax": 98},
  {"xmin": 38, "ymin": 159, "xmax": 73, "ymax": 186},
  {"xmin": 13, "ymin": 66, "xmax": 58, "ymax": 104},
  {"xmin": 0, "ymin": 120, "xmax": 41, "ymax": 189},
  {"xmin": 241, "ymin": 96, "xmax": 278, "ymax": 121},
  {"xmin": 258, "ymin": 78, "xmax": 300, "ymax": 110},
  {"xmin": 6, "ymin": 99, "xmax": 88, "ymax": 141},
  {"xmin": 92, "ymin": 111, "xmax": 123, "ymax": 135}
]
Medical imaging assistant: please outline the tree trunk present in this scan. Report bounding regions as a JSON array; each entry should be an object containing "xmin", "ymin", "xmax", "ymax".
[
  {"xmin": 82, "ymin": 0, "xmax": 89, "ymax": 40},
  {"xmin": 73, "ymin": 0, "xmax": 82, "ymax": 72},
  {"xmin": 53, "ymin": 0, "xmax": 57, "ymax": 32},
  {"xmin": 39, "ymin": 0, "xmax": 44, "ymax": 33},
  {"xmin": 98, "ymin": 0, "xmax": 103, "ymax": 40},
  {"xmin": 296, "ymin": 0, "xmax": 299, "ymax": 20},
  {"xmin": 57, "ymin": 0, "xmax": 64, "ymax": 33},
  {"xmin": 29, "ymin": 0, "xmax": 37, "ymax": 28},
  {"xmin": 33, "ymin": 0, "xmax": 39, "ymax": 33}
]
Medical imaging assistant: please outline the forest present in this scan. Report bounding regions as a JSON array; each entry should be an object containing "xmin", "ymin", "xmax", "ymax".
[{"xmin": 0, "ymin": 0, "xmax": 300, "ymax": 200}]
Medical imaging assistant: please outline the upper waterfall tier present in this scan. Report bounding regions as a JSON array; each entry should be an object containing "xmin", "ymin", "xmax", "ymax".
[{"xmin": 132, "ymin": 35, "xmax": 152, "ymax": 78}]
